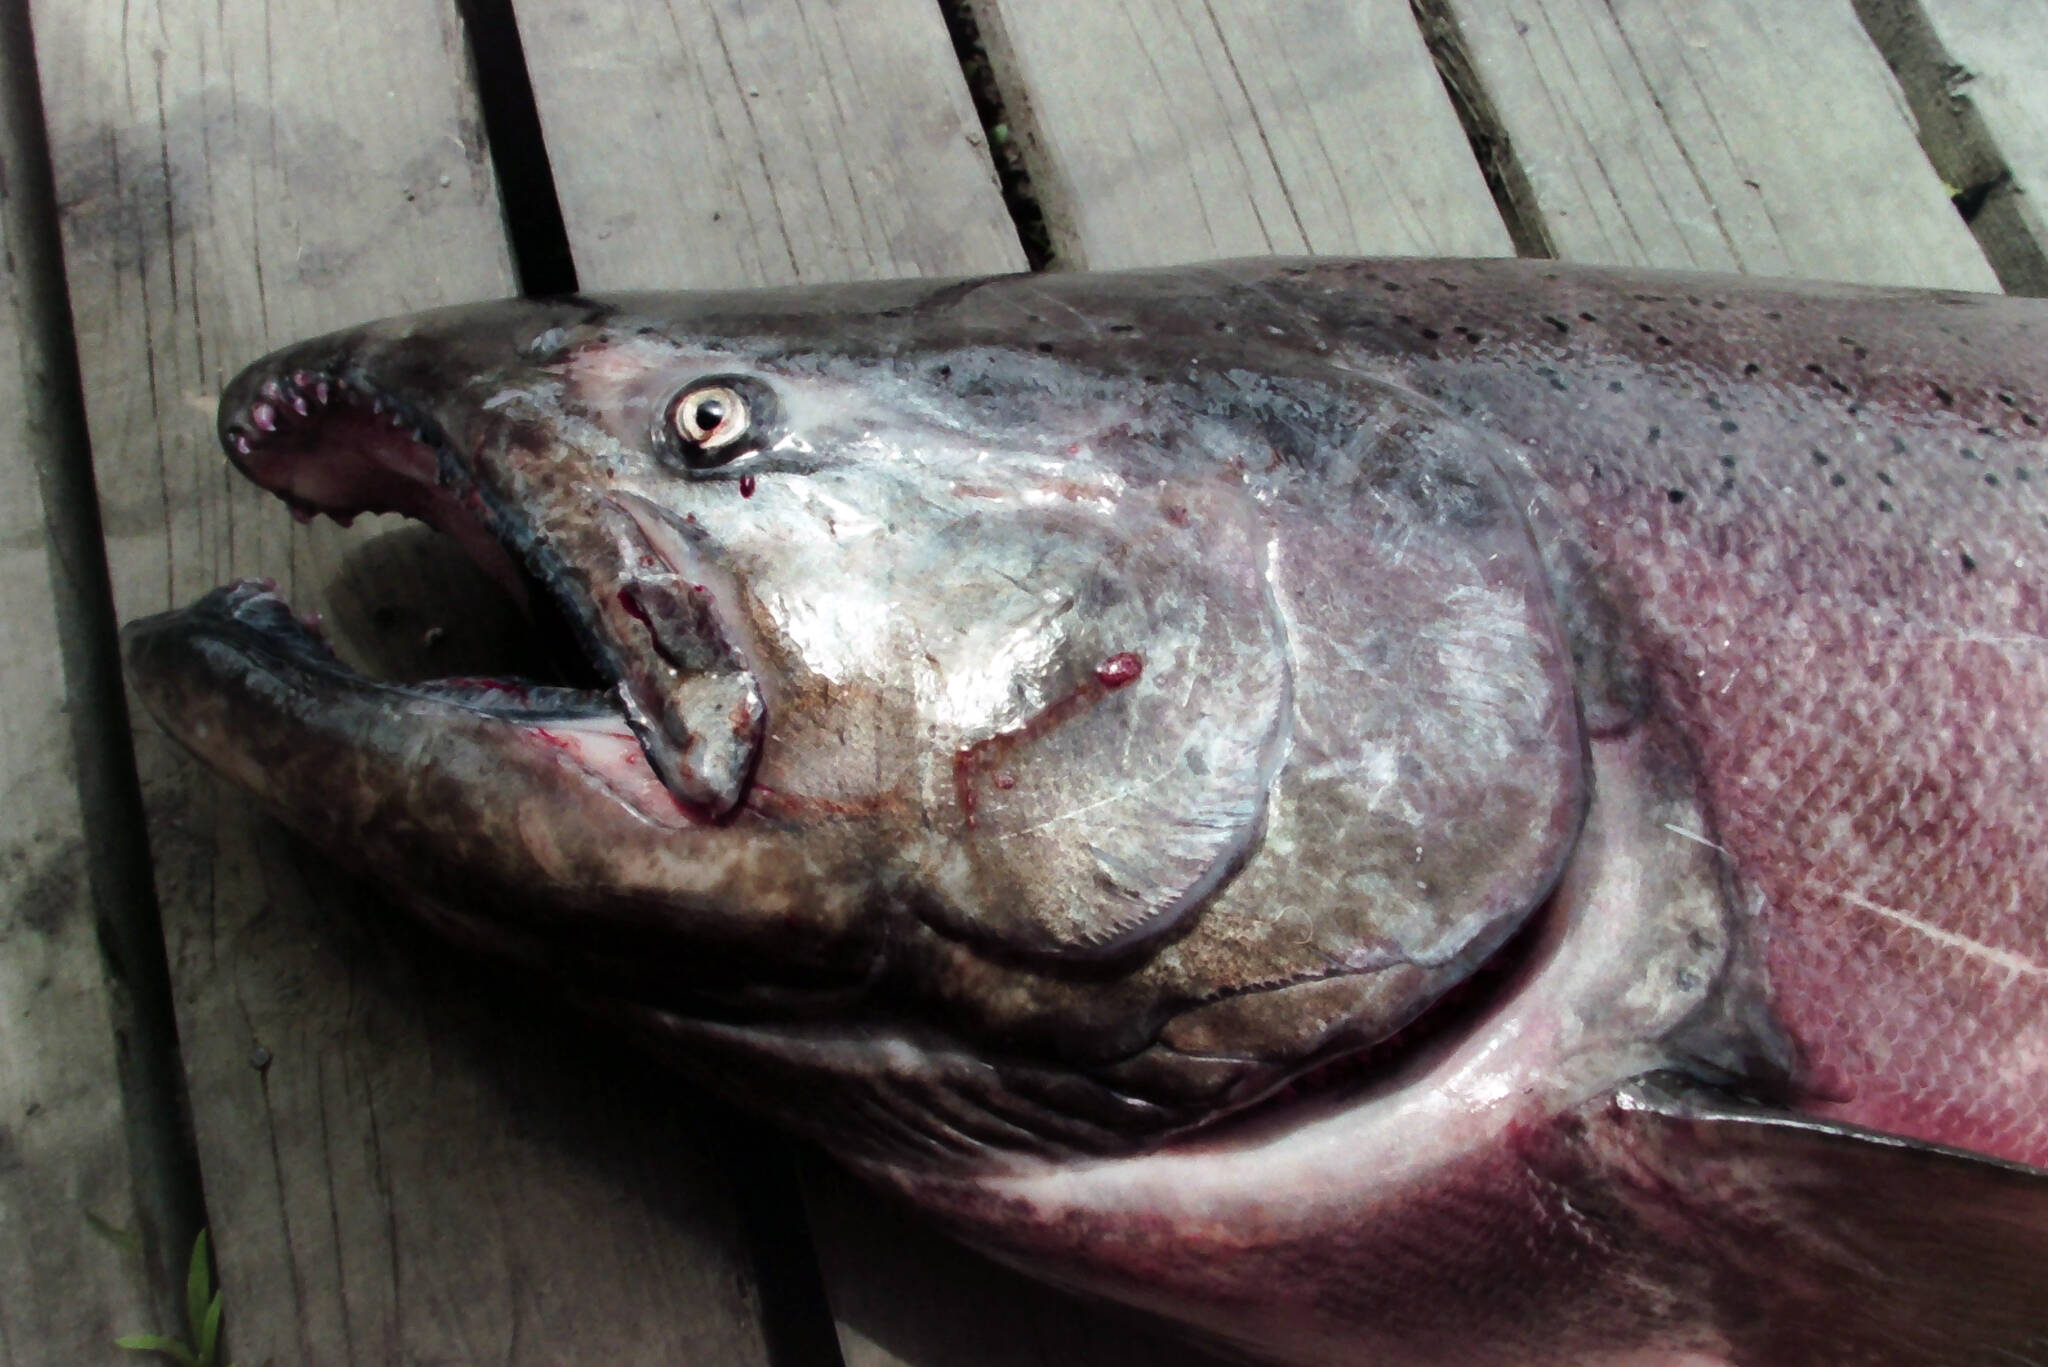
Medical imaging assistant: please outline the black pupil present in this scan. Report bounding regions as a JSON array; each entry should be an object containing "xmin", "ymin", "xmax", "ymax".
[{"xmin": 692, "ymin": 397, "xmax": 726, "ymax": 435}]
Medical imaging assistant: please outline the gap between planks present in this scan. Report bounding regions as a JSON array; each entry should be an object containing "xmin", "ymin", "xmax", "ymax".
[
  {"xmin": 0, "ymin": 0, "xmax": 212, "ymax": 1338},
  {"xmin": 1851, "ymin": 0, "xmax": 2048, "ymax": 296}
]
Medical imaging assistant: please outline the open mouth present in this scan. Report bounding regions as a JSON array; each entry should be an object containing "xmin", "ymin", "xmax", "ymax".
[{"xmin": 146, "ymin": 359, "xmax": 732, "ymax": 827}]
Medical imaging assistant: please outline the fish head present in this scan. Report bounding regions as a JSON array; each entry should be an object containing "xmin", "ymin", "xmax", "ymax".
[{"xmin": 123, "ymin": 272, "xmax": 1587, "ymax": 1172}]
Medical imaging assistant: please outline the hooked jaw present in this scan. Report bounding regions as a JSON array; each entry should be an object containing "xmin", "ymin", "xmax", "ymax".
[
  {"xmin": 147, "ymin": 310, "xmax": 766, "ymax": 822},
  {"xmin": 118, "ymin": 310, "xmax": 890, "ymax": 997}
]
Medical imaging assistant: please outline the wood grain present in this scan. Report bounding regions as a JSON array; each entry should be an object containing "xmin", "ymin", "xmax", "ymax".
[
  {"xmin": 0, "ymin": 108, "xmax": 155, "ymax": 1367},
  {"xmin": 966, "ymin": 0, "xmax": 1512, "ymax": 268},
  {"xmin": 1851, "ymin": 0, "xmax": 2048, "ymax": 295},
  {"xmin": 515, "ymin": 0, "xmax": 1026, "ymax": 289},
  {"xmin": 1420, "ymin": 0, "xmax": 1999, "ymax": 289},
  {"xmin": 27, "ymin": 0, "xmax": 772, "ymax": 1361}
]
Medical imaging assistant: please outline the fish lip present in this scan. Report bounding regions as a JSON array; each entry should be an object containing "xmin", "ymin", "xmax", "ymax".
[
  {"xmin": 210, "ymin": 332, "xmax": 764, "ymax": 818},
  {"xmin": 127, "ymin": 577, "xmax": 623, "ymax": 725}
]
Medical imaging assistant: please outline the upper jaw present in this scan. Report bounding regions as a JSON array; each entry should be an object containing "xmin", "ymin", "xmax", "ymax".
[{"xmin": 204, "ymin": 310, "xmax": 767, "ymax": 817}]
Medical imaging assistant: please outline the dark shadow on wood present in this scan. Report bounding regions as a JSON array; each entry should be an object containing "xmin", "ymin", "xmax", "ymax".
[
  {"xmin": 1406, "ymin": 0, "xmax": 1557, "ymax": 260},
  {"xmin": 1851, "ymin": 0, "xmax": 2048, "ymax": 297},
  {"xmin": 275, "ymin": 814, "xmax": 848, "ymax": 1367},
  {"xmin": 455, "ymin": 0, "xmax": 581, "ymax": 296},
  {"xmin": 719, "ymin": 1129, "xmax": 851, "ymax": 1367},
  {"xmin": 801, "ymin": 1156, "xmax": 1243, "ymax": 1367},
  {"xmin": 941, "ymin": 0, "xmax": 1055, "ymax": 270},
  {"xmin": 0, "ymin": 0, "xmax": 213, "ymax": 1330}
]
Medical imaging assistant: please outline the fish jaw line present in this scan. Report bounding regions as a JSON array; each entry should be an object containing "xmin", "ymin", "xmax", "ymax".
[
  {"xmin": 121, "ymin": 578, "xmax": 707, "ymax": 833},
  {"xmin": 208, "ymin": 321, "xmax": 764, "ymax": 820},
  {"xmin": 119, "ymin": 579, "xmax": 893, "ymax": 994}
]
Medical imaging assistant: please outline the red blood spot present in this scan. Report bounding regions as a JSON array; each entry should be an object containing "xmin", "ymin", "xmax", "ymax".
[
  {"xmin": 953, "ymin": 656, "xmax": 1142, "ymax": 828},
  {"xmin": 1164, "ymin": 504, "xmax": 1190, "ymax": 527},
  {"xmin": 955, "ymin": 760, "xmax": 981, "ymax": 830},
  {"xmin": 439, "ymin": 678, "xmax": 535, "ymax": 703},
  {"xmin": 739, "ymin": 474, "xmax": 757, "ymax": 499},
  {"xmin": 1095, "ymin": 652, "xmax": 1143, "ymax": 689}
]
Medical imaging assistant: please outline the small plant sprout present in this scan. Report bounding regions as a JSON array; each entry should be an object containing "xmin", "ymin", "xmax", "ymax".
[{"xmin": 116, "ymin": 1229, "xmax": 230, "ymax": 1367}]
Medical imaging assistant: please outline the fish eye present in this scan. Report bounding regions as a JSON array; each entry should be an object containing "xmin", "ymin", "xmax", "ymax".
[
  {"xmin": 674, "ymin": 385, "xmax": 747, "ymax": 452},
  {"xmin": 660, "ymin": 376, "xmax": 777, "ymax": 470}
]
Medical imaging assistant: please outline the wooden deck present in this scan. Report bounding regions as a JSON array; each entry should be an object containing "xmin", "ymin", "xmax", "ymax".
[{"xmin": 3, "ymin": 1, "xmax": 2044, "ymax": 1363}]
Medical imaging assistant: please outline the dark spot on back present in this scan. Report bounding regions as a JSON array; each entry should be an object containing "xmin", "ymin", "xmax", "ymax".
[
  {"xmin": 1933, "ymin": 383, "xmax": 1956, "ymax": 406},
  {"xmin": 1960, "ymin": 551, "xmax": 1978, "ymax": 573},
  {"xmin": 1667, "ymin": 488, "xmax": 1686, "ymax": 504},
  {"xmin": 1720, "ymin": 419, "xmax": 1738, "ymax": 434}
]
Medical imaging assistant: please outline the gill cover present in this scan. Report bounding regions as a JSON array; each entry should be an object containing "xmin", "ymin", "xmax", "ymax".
[{"xmin": 902, "ymin": 374, "xmax": 1584, "ymax": 978}]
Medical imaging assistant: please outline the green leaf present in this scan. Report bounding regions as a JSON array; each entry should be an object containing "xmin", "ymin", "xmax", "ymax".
[
  {"xmin": 84, "ymin": 1209, "xmax": 145, "ymax": 1255},
  {"xmin": 195, "ymin": 1289, "xmax": 224, "ymax": 1367},
  {"xmin": 186, "ymin": 1230, "xmax": 213, "ymax": 1345},
  {"xmin": 115, "ymin": 1334, "xmax": 197, "ymax": 1366}
]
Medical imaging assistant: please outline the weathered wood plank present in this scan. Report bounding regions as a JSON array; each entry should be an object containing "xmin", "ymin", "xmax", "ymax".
[
  {"xmin": 517, "ymin": 0, "xmax": 1026, "ymax": 289},
  {"xmin": 966, "ymin": 0, "xmax": 1512, "ymax": 268},
  {"xmin": 0, "ymin": 66, "xmax": 155, "ymax": 1367},
  {"xmin": 513, "ymin": 2, "xmax": 1230, "ymax": 1361},
  {"xmin": 1417, "ymin": 0, "xmax": 1998, "ymax": 289},
  {"xmin": 29, "ymin": 0, "xmax": 772, "ymax": 1361},
  {"xmin": 1851, "ymin": 0, "xmax": 2048, "ymax": 294}
]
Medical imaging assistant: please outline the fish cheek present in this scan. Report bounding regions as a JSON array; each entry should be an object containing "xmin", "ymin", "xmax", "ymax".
[{"xmin": 908, "ymin": 486, "xmax": 1291, "ymax": 963}]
